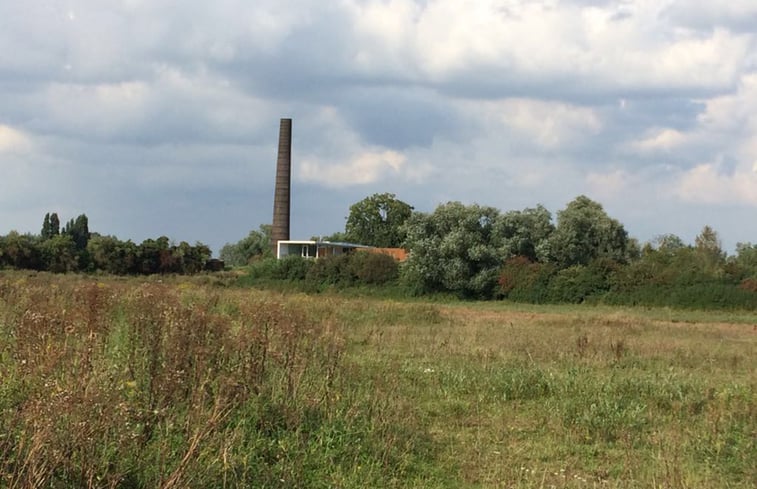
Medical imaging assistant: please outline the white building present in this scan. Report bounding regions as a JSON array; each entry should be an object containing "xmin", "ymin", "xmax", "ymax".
[{"xmin": 276, "ymin": 240, "xmax": 371, "ymax": 260}]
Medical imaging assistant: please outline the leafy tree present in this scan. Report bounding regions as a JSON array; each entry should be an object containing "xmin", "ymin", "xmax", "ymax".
[
  {"xmin": 403, "ymin": 202, "xmax": 501, "ymax": 298},
  {"xmin": 179, "ymin": 241, "xmax": 211, "ymax": 274},
  {"xmin": 220, "ymin": 224, "xmax": 272, "ymax": 266},
  {"xmin": 652, "ymin": 234, "xmax": 686, "ymax": 253},
  {"xmin": 39, "ymin": 234, "xmax": 78, "ymax": 273},
  {"xmin": 50, "ymin": 213, "xmax": 60, "ymax": 237},
  {"xmin": 41, "ymin": 213, "xmax": 51, "ymax": 240},
  {"xmin": 345, "ymin": 193, "xmax": 413, "ymax": 247},
  {"xmin": 695, "ymin": 224, "xmax": 724, "ymax": 259},
  {"xmin": 733, "ymin": 242, "xmax": 757, "ymax": 277},
  {"xmin": 545, "ymin": 195, "xmax": 628, "ymax": 268},
  {"xmin": 62, "ymin": 214, "xmax": 90, "ymax": 251},
  {"xmin": 493, "ymin": 205, "xmax": 554, "ymax": 262},
  {"xmin": 317, "ymin": 231, "xmax": 347, "ymax": 242},
  {"xmin": 137, "ymin": 237, "xmax": 169, "ymax": 274},
  {"xmin": 87, "ymin": 235, "xmax": 139, "ymax": 274},
  {"xmin": 0, "ymin": 232, "xmax": 42, "ymax": 270},
  {"xmin": 41, "ymin": 212, "xmax": 61, "ymax": 240},
  {"xmin": 695, "ymin": 225, "xmax": 722, "ymax": 254}
]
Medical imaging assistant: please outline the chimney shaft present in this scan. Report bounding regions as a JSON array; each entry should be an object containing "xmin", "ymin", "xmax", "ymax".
[{"xmin": 271, "ymin": 118, "xmax": 292, "ymax": 256}]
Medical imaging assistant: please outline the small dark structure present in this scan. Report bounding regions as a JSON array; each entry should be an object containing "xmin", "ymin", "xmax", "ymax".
[
  {"xmin": 271, "ymin": 118, "xmax": 292, "ymax": 255},
  {"xmin": 205, "ymin": 259, "xmax": 225, "ymax": 272}
]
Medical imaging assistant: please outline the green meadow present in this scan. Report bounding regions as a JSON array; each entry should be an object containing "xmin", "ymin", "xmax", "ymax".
[{"xmin": 0, "ymin": 272, "xmax": 754, "ymax": 488}]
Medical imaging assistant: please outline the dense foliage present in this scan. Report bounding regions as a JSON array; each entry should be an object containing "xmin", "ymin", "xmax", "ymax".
[
  {"xmin": 219, "ymin": 224, "xmax": 272, "ymax": 266},
  {"xmin": 0, "ymin": 213, "xmax": 211, "ymax": 274},
  {"xmin": 244, "ymin": 251, "xmax": 400, "ymax": 291},
  {"xmin": 4, "ymin": 193, "xmax": 757, "ymax": 310},
  {"xmin": 402, "ymin": 202, "xmax": 502, "ymax": 298},
  {"xmin": 344, "ymin": 193, "xmax": 413, "ymax": 248},
  {"xmin": 395, "ymin": 195, "xmax": 757, "ymax": 308}
]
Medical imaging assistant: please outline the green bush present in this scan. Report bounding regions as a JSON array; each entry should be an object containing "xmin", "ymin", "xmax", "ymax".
[
  {"xmin": 547, "ymin": 259, "xmax": 619, "ymax": 304},
  {"xmin": 248, "ymin": 256, "xmax": 313, "ymax": 281},
  {"xmin": 603, "ymin": 283, "xmax": 757, "ymax": 310},
  {"xmin": 498, "ymin": 256, "xmax": 555, "ymax": 303},
  {"xmin": 306, "ymin": 254, "xmax": 352, "ymax": 286},
  {"xmin": 348, "ymin": 252, "xmax": 399, "ymax": 285},
  {"xmin": 277, "ymin": 255, "xmax": 313, "ymax": 281},
  {"xmin": 306, "ymin": 252, "xmax": 400, "ymax": 288}
]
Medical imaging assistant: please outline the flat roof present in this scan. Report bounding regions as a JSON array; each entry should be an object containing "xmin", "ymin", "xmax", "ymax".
[{"xmin": 278, "ymin": 240, "xmax": 372, "ymax": 248}]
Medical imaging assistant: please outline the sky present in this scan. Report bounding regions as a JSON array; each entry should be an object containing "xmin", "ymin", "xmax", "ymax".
[{"xmin": 2, "ymin": 0, "xmax": 757, "ymax": 256}]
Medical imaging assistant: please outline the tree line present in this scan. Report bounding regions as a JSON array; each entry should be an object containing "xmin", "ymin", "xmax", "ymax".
[
  {"xmin": 6, "ymin": 197, "xmax": 757, "ymax": 309},
  {"xmin": 222, "ymin": 192, "xmax": 757, "ymax": 309},
  {"xmin": 0, "ymin": 212, "xmax": 211, "ymax": 274}
]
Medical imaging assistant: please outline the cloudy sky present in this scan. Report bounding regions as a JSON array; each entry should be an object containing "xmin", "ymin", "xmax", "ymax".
[{"xmin": 2, "ymin": 0, "xmax": 757, "ymax": 255}]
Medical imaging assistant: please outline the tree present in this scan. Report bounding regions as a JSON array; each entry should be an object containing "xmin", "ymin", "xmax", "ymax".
[
  {"xmin": 694, "ymin": 225, "xmax": 725, "ymax": 276},
  {"xmin": 0, "ymin": 232, "xmax": 43, "ymax": 270},
  {"xmin": 653, "ymin": 234, "xmax": 686, "ymax": 253},
  {"xmin": 50, "ymin": 213, "xmax": 60, "ymax": 237},
  {"xmin": 41, "ymin": 212, "xmax": 61, "ymax": 240},
  {"xmin": 493, "ymin": 205, "xmax": 554, "ymax": 262},
  {"xmin": 87, "ymin": 235, "xmax": 138, "ymax": 274},
  {"xmin": 695, "ymin": 225, "xmax": 723, "ymax": 258},
  {"xmin": 62, "ymin": 214, "xmax": 90, "ymax": 251},
  {"xmin": 545, "ymin": 195, "xmax": 628, "ymax": 268},
  {"xmin": 734, "ymin": 242, "xmax": 757, "ymax": 277},
  {"xmin": 402, "ymin": 202, "xmax": 501, "ymax": 298},
  {"xmin": 178, "ymin": 241, "xmax": 211, "ymax": 274},
  {"xmin": 39, "ymin": 234, "xmax": 78, "ymax": 273},
  {"xmin": 220, "ymin": 224, "xmax": 272, "ymax": 266},
  {"xmin": 41, "ymin": 213, "xmax": 51, "ymax": 240},
  {"xmin": 344, "ymin": 193, "xmax": 413, "ymax": 248},
  {"xmin": 137, "ymin": 237, "xmax": 170, "ymax": 274}
]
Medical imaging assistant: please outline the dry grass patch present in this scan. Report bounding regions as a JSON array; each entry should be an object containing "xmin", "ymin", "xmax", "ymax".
[{"xmin": 1, "ymin": 273, "xmax": 754, "ymax": 488}]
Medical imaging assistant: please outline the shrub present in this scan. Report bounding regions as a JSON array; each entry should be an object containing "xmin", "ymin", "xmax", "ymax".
[
  {"xmin": 305, "ymin": 252, "xmax": 400, "ymax": 288},
  {"xmin": 248, "ymin": 256, "xmax": 313, "ymax": 281},
  {"xmin": 498, "ymin": 256, "xmax": 555, "ymax": 303},
  {"xmin": 348, "ymin": 251, "xmax": 399, "ymax": 285},
  {"xmin": 547, "ymin": 258, "xmax": 619, "ymax": 303},
  {"xmin": 276, "ymin": 255, "xmax": 313, "ymax": 281}
]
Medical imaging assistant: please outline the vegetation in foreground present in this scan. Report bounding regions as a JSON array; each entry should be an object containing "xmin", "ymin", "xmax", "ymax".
[{"xmin": 0, "ymin": 272, "xmax": 755, "ymax": 487}]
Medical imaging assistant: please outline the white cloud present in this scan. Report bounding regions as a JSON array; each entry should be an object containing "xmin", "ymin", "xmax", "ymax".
[
  {"xmin": 348, "ymin": 0, "xmax": 751, "ymax": 95},
  {"xmin": 587, "ymin": 169, "xmax": 633, "ymax": 200},
  {"xmin": 697, "ymin": 74, "xmax": 757, "ymax": 133},
  {"xmin": 0, "ymin": 125, "xmax": 32, "ymax": 153},
  {"xmin": 44, "ymin": 81, "xmax": 150, "ymax": 135},
  {"xmin": 676, "ymin": 162, "xmax": 757, "ymax": 206},
  {"xmin": 632, "ymin": 128, "xmax": 687, "ymax": 153},
  {"xmin": 300, "ymin": 149, "xmax": 418, "ymax": 187},
  {"xmin": 465, "ymin": 98, "xmax": 601, "ymax": 149}
]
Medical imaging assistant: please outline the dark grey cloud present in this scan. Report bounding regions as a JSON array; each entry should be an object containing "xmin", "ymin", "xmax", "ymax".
[
  {"xmin": 663, "ymin": 1, "xmax": 757, "ymax": 34},
  {"xmin": 338, "ymin": 85, "xmax": 464, "ymax": 149}
]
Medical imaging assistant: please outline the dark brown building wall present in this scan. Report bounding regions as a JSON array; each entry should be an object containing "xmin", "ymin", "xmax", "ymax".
[{"xmin": 272, "ymin": 118, "xmax": 292, "ymax": 255}]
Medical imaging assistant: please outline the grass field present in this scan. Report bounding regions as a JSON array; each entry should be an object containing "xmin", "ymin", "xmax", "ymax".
[{"xmin": 0, "ymin": 272, "xmax": 755, "ymax": 488}]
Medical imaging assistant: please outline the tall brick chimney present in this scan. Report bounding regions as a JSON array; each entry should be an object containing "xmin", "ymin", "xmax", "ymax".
[{"xmin": 271, "ymin": 118, "xmax": 292, "ymax": 256}]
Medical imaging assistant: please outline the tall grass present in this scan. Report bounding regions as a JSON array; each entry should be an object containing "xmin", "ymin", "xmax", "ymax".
[
  {"xmin": 1, "ymin": 272, "xmax": 755, "ymax": 487},
  {"xmin": 0, "ymin": 273, "xmax": 440, "ymax": 488}
]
